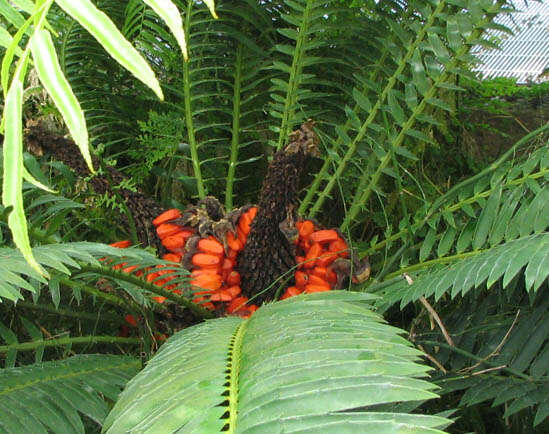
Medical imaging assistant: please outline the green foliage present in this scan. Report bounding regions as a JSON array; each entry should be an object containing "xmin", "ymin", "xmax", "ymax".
[
  {"xmin": 366, "ymin": 128, "xmax": 549, "ymax": 303},
  {"xmin": 0, "ymin": 0, "xmax": 190, "ymax": 272},
  {"xmin": 463, "ymin": 76, "xmax": 549, "ymax": 100},
  {"xmin": 0, "ymin": 0, "xmax": 548, "ymax": 432},
  {"xmin": 433, "ymin": 294, "xmax": 549, "ymax": 429},
  {"xmin": 360, "ymin": 126, "xmax": 549, "ymax": 431},
  {"xmin": 0, "ymin": 241, "xmax": 176, "ymax": 302},
  {"xmin": 104, "ymin": 292, "xmax": 451, "ymax": 433},
  {"xmin": 129, "ymin": 111, "xmax": 183, "ymax": 183},
  {"xmin": 0, "ymin": 354, "xmax": 140, "ymax": 433}
]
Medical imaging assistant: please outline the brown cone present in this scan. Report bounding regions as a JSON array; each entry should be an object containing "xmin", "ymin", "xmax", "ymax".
[
  {"xmin": 237, "ymin": 121, "xmax": 319, "ymax": 303},
  {"xmin": 24, "ymin": 121, "xmax": 165, "ymax": 251}
]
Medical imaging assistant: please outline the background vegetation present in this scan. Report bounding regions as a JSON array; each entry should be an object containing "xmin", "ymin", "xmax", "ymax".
[{"xmin": 0, "ymin": 0, "xmax": 547, "ymax": 432}]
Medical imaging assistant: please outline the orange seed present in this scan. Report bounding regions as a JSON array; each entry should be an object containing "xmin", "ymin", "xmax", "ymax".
[{"xmin": 153, "ymin": 209, "xmax": 182, "ymax": 226}]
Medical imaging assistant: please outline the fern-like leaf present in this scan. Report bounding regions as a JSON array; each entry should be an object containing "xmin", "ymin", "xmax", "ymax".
[
  {"xmin": 0, "ymin": 242, "xmax": 181, "ymax": 303},
  {"xmin": 104, "ymin": 292, "xmax": 451, "ymax": 433},
  {"xmin": 373, "ymin": 233, "xmax": 548, "ymax": 310},
  {"xmin": 0, "ymin": 354, "xmax": 140, "ymax": 433},
  {"xmin": 418, "ymin": 290, "xmax": 549, "ymax": 428}
]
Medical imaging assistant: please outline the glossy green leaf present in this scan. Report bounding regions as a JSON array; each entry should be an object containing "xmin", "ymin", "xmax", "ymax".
[
  {"xmin": 437, "ymin": 226, "xmax": 457, "ymax": 257},
  {"xmin": 456, "ymin": 220, "xmax": 475, "ymax": 253},
  {"xmin": 426, "ymin": 97, "xmax": 452, "ymax": 112},
  {"xmin": 388, "ymin": 88, "xmax": 405, "ymax": 125},
  {"xmin": 104, "ymin": 292, "xmax": 448, "ymax": 433},
  {"xmin": 352, "ymin": 87, "xmax": 371, "ymax": 112},
  {"xmin": 54, "ymin": 0, "xmax": 163, "ymax": 100},
  {"xmin": 489, "ymin": 186, "xmax": 522, "ymax": 247},
  {"xmin": 428, "ymin": 32, "xmax": 449, "ymax": 60},
  {"xmin": 473, "ymin": 183, "xmax": 502, "ymax": 250},
  {"xmin": 1, "ymin": 79, "xmax": 44, "ymax": 276},
  {"xmin": 30, "ymin": 29, "xmax": 93, "ymax": 173},
  {"xmin": 0, "ymin": 0, "xmax": 25, "ymax": 28},
  {"xmin": 142, "ymin": 0, "xmax": 187, "ymax": 60},
  {"xmin": 410, "ymin": 49, "xmax": 429, "ymax": 95}
]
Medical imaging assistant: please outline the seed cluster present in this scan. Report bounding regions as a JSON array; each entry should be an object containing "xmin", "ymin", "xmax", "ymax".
[
  {"xmin": 102, "ymin": 122, "xmax": 372, "ymax": 333},
  {"xmin": 107, "ymin": 206, "xmax": 352, "ymax": 321},
  {"xmin": 286, "ymin": 222, "xmax": 350, "ymax": 298},
  {"xmin": 156, "ymin": 207, "xmax": 350, "ymax": 315}
]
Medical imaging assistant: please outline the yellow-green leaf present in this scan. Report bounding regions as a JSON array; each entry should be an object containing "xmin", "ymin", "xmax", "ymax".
[
  {"xmin": 203, "ymin": 0, "xmax": 218, "ymax": 19},
  {"xmin": 54, "ymin": 0, "xmax": 163, "ymax": 100},
  {"xmin": 142, "ymin": 0, "xmax": 188, "ymax": 60},
  {"xmin": 1, "ymin": 80, "xmax": 46, "ymax": 276},
  {"xmin": 30, "ymin": 29, "xmax": 94, "ymax": 173},
  {"xmin": 23, "ymin": 167, "xmax": 56, "ymax": 193},
  {"xmin": 1, "ymin": 13, "xmax": 33, "ymax": 97},
  {"xmin": 0, "ymin": 27, "xmax": 23, "ymax": 57},
  {"xmin": 10, "ymin": 0, "xmax": 35, "ymax": 14}
]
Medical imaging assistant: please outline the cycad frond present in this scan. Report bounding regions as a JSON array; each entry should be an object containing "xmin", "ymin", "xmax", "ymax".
[
  {"xmin": 299, "ymin": 1, "xmax": 513, "ymax": 226},
  {"xmin": 0, "ymin": 355, "xmax": 140, "ymax": 433},
  {"xmin": 268, "ymin": 0, "xmax": 374, "ymax": 150},
  {"xmin": 374, "ymin": 233, "xmax": 548, "ymax": 310},
  {"xmin": 365, "ymin": 131, "xmax": 548, "ymax": 309},
  {"xmin": 104, "ymin": 292, "xmax": 451, "ymax": 433},
  {"xmin": 417, "ymin": 288, "xmax": 549, "ymax": 429},
  {"xmin": 58, "ymin": 2, "xmax": 141, "ymax": 153},
  {"xmin": 0, "ymin": 242, "xmax": 180, "ymax": 303}
]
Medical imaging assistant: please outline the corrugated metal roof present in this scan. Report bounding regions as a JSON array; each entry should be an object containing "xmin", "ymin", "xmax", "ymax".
[{"xmin": 472, "ymin": 1, "xmax": 549, "ymax": 83}]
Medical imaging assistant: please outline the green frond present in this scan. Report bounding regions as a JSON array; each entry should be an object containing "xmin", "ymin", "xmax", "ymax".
[
  {"xmin": 120, "ymin": 0, "xmax": 276, "ymax": 201},
  {"xmin": 362, "ymin": 124, "xmax": 549, "ymax": 264},
  {"xmin": 373, "ymin": 233, "xmax": 548, "ymax": 310},
  {"xmin": 0, "ymin": 354, "xmax": 140, "ymax": 433},
  {"xmin": 58, "ymin": 3, "xmax": 140, "ymax": 153},
  {"xmin": 299, "ymin": 0, "xmax": 512, "ymax": 224},
  {"xmin": 0, "ymin": 241, "xmax": 178, "ymax": 303},
  {"xmin": 364, "ymin": 135, "xmax": 548, "ymax": 310},
  {"xmin": 416, "ymin": 289, "xmax": 549, "ymax": 428},
  {"xmin": 104, "ymin": 292, "xmax": 451, "ymax": 433}
]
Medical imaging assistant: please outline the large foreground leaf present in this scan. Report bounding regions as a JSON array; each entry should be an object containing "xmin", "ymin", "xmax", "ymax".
[
  {"xmin": 0, "ymin": 354, "xmax": 140, "ymax": 433},
  {"xmin": 104, "ymin": 292, "xmax": 451, "ymax": 433}
]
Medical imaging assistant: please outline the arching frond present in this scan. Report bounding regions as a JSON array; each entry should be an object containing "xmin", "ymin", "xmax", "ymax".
[
  {"xmin": 0, "ymin": 355, "xmax": 140, "ymax": 433},
  {"xmin": 300, "ymin": 0, "xmax": 513, "ymax": 227},
  {"xmin": 365, "ymin": 131, "xmax": 549, "ymax": 309},
  {"xmin": 0, "ymin": 242, "xmax": 186, "ymax": 303},
  {"xmin": 104, "ymin": 292, "xmax": 452, "ymax": 433}
]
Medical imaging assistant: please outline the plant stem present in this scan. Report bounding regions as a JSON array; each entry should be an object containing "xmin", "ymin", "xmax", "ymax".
[
  {"xmin": 225, "ymin": 44, "xmax": 243, "ymax": 211},
  {"xmin": 0, "ymin": 335, "xmax": 140, "ymax": 353},
  {"xmin": 58, "ymin": 276, "xmax": 128, "ymax": 308},
  {"xmin": 228, "ymin": 321, "xmax": 247, "ymax": 433},
  {"xmin": 182, "ymin": 0, "xmax": 205, "ymax": 198},
  {"xmin": 417, "ymin": 340, "xmax": 532, "ymax": 381},
  {"xmin": 11, "ymin": 300, "xmax": 123, "ymax": 324},
  {"xmin": 79, "ymin": 264, "xmax": 215, "ymax": 319},
  {"xmin": 276, "ymin": 0, "xmax": 314, "ymax": 151},
  {"xmin": 383, "ymin": 250, "xmax": 480, "ymax": 280}
]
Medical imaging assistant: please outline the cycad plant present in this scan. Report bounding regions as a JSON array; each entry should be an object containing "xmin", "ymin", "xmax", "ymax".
[{"xmin": 0, "ymin": 0, "xmax": 548, "ymax": 432}]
